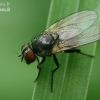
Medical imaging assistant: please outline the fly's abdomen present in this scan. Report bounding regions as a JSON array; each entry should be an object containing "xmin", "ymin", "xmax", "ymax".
[{"xmin": 31, "ymin": 34, "xmax": 58, "ymax": 56}]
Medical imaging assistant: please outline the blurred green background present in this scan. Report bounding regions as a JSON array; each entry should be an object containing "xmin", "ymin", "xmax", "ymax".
[{"xmin": 0, "ymin": 0, "xmax": 100, "ymax": 100}]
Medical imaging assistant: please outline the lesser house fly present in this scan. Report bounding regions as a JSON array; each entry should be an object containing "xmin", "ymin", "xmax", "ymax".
[{"xmin": 18, "ymin": 10, "xmax": 100, "ymax": 92}]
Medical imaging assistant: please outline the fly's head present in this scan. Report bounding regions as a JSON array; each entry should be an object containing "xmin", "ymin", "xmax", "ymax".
[{"xmin": 18, "ymin": 44, "xmax": 36, "ymax": 64}]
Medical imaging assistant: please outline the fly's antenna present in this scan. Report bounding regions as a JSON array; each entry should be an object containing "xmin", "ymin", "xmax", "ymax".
[
  {"xmin": 13, "ymin": 51, "xmax": 19, "ymax": 55},
  {"xmin": 13, "ymin": 51, "xmax": 23, "ymax": 62},
  {"xmin": 13, "ymin": 51, "xmax": 21, "ymax": 57}
]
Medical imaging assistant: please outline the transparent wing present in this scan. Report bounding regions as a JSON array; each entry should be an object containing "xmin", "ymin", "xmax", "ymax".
[
  {"xmin": 52, "ymin": 26, "xmax": 100, "ymax": 53},
  {"xmin": 43, "ymin": 10, "xmax": 97, "ymax": 40}
]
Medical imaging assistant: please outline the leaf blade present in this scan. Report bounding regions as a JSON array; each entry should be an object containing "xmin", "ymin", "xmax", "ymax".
[{"xmin": 32, "ymin": 0, "xmax": 100, "ymax": 100}]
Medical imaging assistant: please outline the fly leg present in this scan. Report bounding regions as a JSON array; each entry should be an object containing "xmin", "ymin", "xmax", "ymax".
[
  {"xmin": 34, "ymin": 57, "xmax": 46, "ymax": 82},
  {"xmin": 64, "ymin": 49, "xmax": 94, "ymax": 57},
  {"xmin": 36, "ymin": 56, "xmax": 39, "ymax": 64},
  {"xmin": 51, "ymin": 54, "xmax": 60, "ymax": 92}
]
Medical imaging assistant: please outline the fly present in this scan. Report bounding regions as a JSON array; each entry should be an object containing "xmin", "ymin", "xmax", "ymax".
[{"xmin": 18, "ymin": 10, "xmax": 100, "ymax": 92}]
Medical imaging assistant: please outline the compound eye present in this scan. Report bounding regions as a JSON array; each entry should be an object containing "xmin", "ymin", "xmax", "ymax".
[
  {"xmin": 20, "ymin": 44, "xmax": 36, "ymax": 64},
  {"xmin": 25, "ymin": 50, "xmax": 36, "ymax": 64}
]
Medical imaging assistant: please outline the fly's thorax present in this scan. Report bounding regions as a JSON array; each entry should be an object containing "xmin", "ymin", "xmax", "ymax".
[
  {"xmin": 21, "ymin": 44, "xmax": 36, "ymax": 64},
  {"xmin": 31, "ymin": 34, "xmax": 58, "ymax": 56}
]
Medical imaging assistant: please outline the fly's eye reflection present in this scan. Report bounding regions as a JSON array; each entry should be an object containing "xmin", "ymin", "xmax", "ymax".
[{"xmin": 18, "ymin": 10, "xmax": 100, "ymax": 92}]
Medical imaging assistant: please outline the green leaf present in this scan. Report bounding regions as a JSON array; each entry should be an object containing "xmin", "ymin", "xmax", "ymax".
[{"xmin": 32, "ymin": 0, "xmax": 100, "ymax": 100}]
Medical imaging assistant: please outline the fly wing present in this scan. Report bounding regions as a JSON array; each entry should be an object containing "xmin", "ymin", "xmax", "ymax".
[
  {"xmin": 42, "ymin": 10, "xmax": 98, "ymax": 53},
  {"xmin": 43, "ymin": 10, "xmax": 97, "ymax": 41},
  {"xmin": 52, "ymin": 26, "xmax": 100, "ymax": 53}
]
